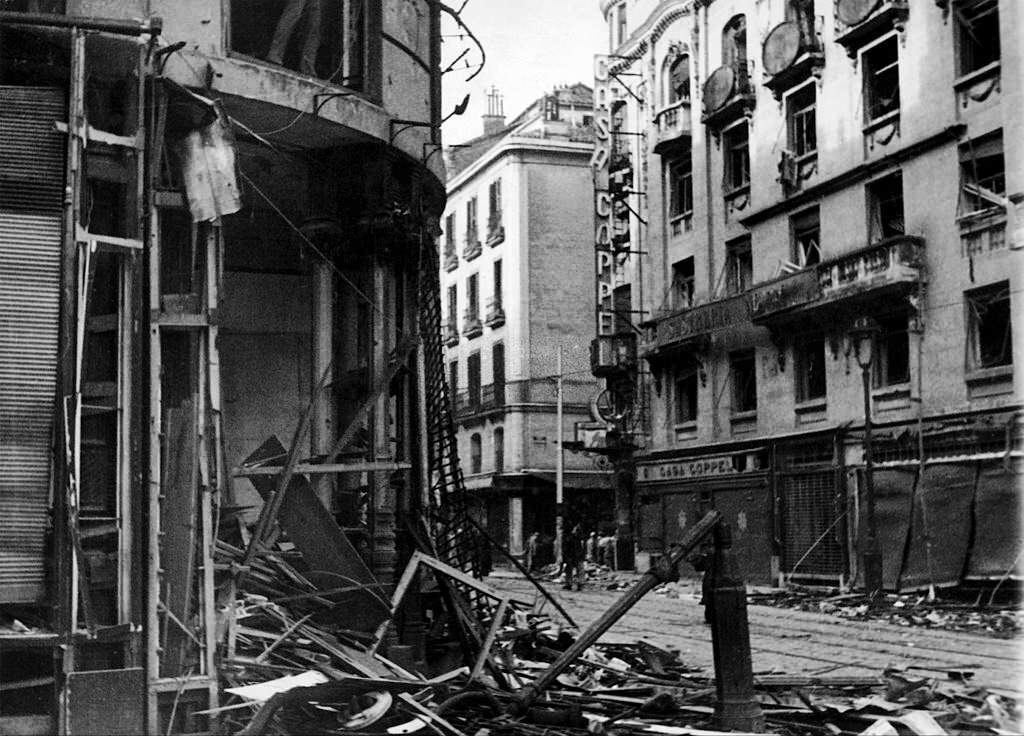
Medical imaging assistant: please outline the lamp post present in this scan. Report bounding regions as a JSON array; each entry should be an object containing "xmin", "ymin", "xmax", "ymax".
[{"xmin": 850, "ymin": 316, "xmax": 883, "ymax": 597}]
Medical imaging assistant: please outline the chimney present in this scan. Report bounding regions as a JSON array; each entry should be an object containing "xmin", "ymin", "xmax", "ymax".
[{"xmin": 482, "ymin": 86, "xmax": 505, "ymax": 136}]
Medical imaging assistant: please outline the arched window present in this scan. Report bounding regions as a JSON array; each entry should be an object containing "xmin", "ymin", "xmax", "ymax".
[
  {"xmin": 669, "ymin": 54, "xmax": 690, "ymax": 103},
  {"xmin": 470, "ymin": 433, "xmax": 482, "ymax": 474},
  {"xmin": 722, "ymin": 15, "xmax": 747, "ymax": 68},
  {"xmin": 493, "ymin": 427, "xmax": 504, "ymax": 474}
]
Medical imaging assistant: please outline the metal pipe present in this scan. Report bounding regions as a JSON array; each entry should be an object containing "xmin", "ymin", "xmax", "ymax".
[
  {"xmin": 0, "ymin": 11, "xmax": 161, "ymax": 36},
  {"xmin": 516, "ymin": 510, "xmax": 722, "ymax": 710}
]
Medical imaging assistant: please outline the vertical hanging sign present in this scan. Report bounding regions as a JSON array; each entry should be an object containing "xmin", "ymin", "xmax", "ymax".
[{"xmin": 592, "ymin": 55, "xmax": 615, "ymax": 338}]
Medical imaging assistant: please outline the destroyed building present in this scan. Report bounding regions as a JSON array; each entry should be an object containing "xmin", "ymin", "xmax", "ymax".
[
  {"xmin": 0, "ymin": 1, "xmax": 483, "ymax": 733},
  {"xmin": 589, "ymin": 0, "xmax": 1023, "ymax": 588}
]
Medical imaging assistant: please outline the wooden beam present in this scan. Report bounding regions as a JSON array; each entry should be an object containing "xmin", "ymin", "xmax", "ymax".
[{"xmin": 232, "ymin": 461, "xmax": 412, "ymax": 476}]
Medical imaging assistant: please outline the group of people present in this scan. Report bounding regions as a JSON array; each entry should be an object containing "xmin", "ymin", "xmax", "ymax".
[{"xmin": 526, "ymin": 526, "xmax": 618, "ymax": 591}]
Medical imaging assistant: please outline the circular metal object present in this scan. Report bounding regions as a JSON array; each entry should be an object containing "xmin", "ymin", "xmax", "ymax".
[
  {"xmin": 592, "ymin": 388, "xmax": 631, "ymax": 422},
  {"xmin": 836, "ymin": 0, "xmax": 880, "ymax": 27},
  {"xmin": 762, "ymin": 21, "xmax": 802, "ymax": 76},
  {"xmin": 702, "ymin": 65, "xmax": 735, "ymax": 112}
]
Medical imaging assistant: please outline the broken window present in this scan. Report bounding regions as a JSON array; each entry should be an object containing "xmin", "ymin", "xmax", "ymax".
[
  {"xmin": 672, "ymin": 257, "xmax": 695, "ymax": 310},
  {"xmin": 665, "ymin": 53, "xmax": 690, "ymax": 104},
  {"xmin": 722, "ymin": 14, "xmax": 747, "ymax": 68},
  {"xmin": 874, "ymin": 314, "xmax": 910, "ymax": 387},
  {"xmin": 723, "ymin": 123, "xmax": 750, "ymax": 192},
  {"xmin": 674, "ymin": 370, "xmax": 698, "ymax": 425},
  {"xmin": 967, "ymin": 282, "xmax": 1012, "ymax": 370},
  {"xmin": 957, "ymin": 0, "xmax": 1000, "ymax": 76},
  {"xmin": 787, "ymin": 83, "xmax": 816, "ymax": 158},
  {"xmin": 959, "ymin": 132, "xmax": 1005, "ymax": 218},
  {"xmin": 668, "ymin": 153, "xmax": 693, "ymax": 218},
  {"xmin": 725, "ymin": 236, "xmax": 753, "ymax": 295},
  {"xmin": 867, "ymin": 171, "xmax": 904, "ymax": 242},
  {"xmin": 795, "ymin": 333, "xmax": 827, "ymax": 402},
  {"xmin": 229, "ymin": 0, "xmax": 367, "ymax": 88},
  {"xmin": 792, "ymin": 207, "xmax": 821, "ymax": 267},
  {"xmin": 470, "ymin": 433, "xmax": 482, "ymax": 474},
  {"xmin": 863, "ymin": 37, "xmax": 900, "ymax": 122},
  {"xmin": 731, "ymin": 350, "xmax": 758, "ymax": 413}
]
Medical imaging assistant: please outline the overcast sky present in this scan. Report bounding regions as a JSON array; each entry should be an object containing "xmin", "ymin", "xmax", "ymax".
[{"xmin": 440, "ymin": 1, "xmax": 608, "ymax": 145}]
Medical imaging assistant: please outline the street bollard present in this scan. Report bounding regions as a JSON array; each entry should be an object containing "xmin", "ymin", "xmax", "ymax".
[{"xmin": 708, "ymin": 523, "xmax": 765, "ymax": 733}]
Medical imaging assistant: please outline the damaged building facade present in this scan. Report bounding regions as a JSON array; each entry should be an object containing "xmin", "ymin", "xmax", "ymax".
[
  {"xmin": 441, "ymin": 85, "xmax": 616, "ymax": 559},
  {"xmin": 0, "ymin": 1, "xmax": 474, "ymax": 733},
  {"xmin": 591, "ymin": 0, "xmax": 1023, "ymax": 587}
]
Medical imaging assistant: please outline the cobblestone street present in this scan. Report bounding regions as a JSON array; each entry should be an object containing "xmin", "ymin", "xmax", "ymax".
[{"xmin": 487, "ymin": 573, "xmax": 1024, "ymax": 694}]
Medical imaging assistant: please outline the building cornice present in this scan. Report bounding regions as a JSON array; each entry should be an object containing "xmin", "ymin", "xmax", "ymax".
[
  {"xmin": 446, "ymin": 136, "xmax": 592, "ymax": 194},
  {"xmin": 608, "ymin": 0, "xmax": 694, "ymax": 72}
]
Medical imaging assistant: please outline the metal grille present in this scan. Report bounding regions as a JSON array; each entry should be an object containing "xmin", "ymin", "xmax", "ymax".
[
  {"xmin": 779, "ymin": 469, "xmax": 844, "ymax": 578},
  {"xmin": 0, "ymin": 87, "xmax": 66, "ymax": 603}
]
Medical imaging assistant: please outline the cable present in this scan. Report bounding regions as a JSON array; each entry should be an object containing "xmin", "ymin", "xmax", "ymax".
[{"xmin": 237, "ymin": 169, "xmax": 393, "ymax": 326}]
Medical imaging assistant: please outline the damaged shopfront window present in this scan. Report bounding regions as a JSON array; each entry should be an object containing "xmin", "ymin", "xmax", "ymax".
[{"xmin": 230, "ymin": 0, "xmax": 370, "ymax": 88}]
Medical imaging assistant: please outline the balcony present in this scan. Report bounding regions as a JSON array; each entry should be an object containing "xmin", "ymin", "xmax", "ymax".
[
  {"xmin": 701, "ymin": 60, "xmax": 756, "ymax": 130},
  {"xmin": 442, "ymin": 320, "xmax": 459, "ymax": 347},
  {"xmin": 834, "ymin": 1, "xmax": 909, "ymax": 58},
  {"xmin": 762, "ymin": 20, "xmax": 824, "ymax": 100},
  {"xmin": 486, "ymin": 214, "xmax": 505, "ymax": 246},
  {"xmin": 750, "ymin": 235, "xmax": 925, "ymax": 326},
  {"xmin": 462, "ymin": 310, "xmax": 483, "ymax": 339},
  {"xmin": 484, "ymin": 296, "xmax": 505, "ymax": 328},
  {"xmin": 590, "ymin": 333, "xmax": 637, "ymax": 378},
  {"xmin": 652, "ymin": 100, "xmax": 692, "ymax": 154},
  {"xmin": 443, "ymin": 247, "xmax": 458, "ymax": 272},
  {"xmin": 641, "ymin": 293, "xmax": 751, "ymax": 362},
  {"xmin": 453, "ymin": 383, "xmax": 505, "ymax": 420},
  {"xmin": 463, "ymin": 236, "xmax": 482, "ymax": 261}
]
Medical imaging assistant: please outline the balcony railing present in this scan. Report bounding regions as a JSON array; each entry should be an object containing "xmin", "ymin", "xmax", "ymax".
[
  {"xmin": 652, "ymin": 99, "xmax": 692, "ymax": 154},
  {"xmin": 701, "ymin": 60, "xmax": 756, "ymax": 128},
  {"xmin": 486, "ymin": 214, "xmax": 505, "ymax": 246},
  {"xmin": 462, "ymin": 310, "xmax": 483, "ymax": 338},
  {"xmin": 453, "ymin": 382, "xmax": 506, "ymax": 419},
  {"xmin": 484, "ymin": 296, "xmax": 505, "ymax": 328},
  {"xmin": 750, "ymin": 235, "xmax": 924, "ymax": 324},
  {"xmin": 442, "ymin": 320, "xmax": 459, "ymax": 347},
  {"xmin": 463, "ymin": 236, "xmax": 482, "ymax": 261},
  {"xmin": 641, "ymin": 292, "xmax": 751, "ymax": 360},
  {"xmin": 443, "ymin": 247, "xmax": 458, "ymax": 272}
]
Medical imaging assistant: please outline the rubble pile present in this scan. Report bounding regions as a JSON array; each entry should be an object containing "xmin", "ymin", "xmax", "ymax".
[
  {"xmin": 747, "ymin": 589, "xmax": 1023, "ymax": 637},
  {"xmin": 208, "ymin": 595, "xmax": 1022, "ymax": 736}
]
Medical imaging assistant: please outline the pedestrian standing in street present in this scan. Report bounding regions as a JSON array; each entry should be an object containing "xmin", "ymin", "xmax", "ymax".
[
  {"xmin": 562, "ymin": 524, "xmax": 585, "ymax": 591},
  {"xmin": 586, "ymin": 531, "xmax": 598, "ymax": 563},
  {"xmin": 526, "ymin": 531, "xmax": 540, "ymax": 573}
]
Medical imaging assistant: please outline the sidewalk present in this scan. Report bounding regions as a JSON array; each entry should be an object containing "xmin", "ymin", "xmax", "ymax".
[{"xmin": 486, "ymin": 573, "xmax": 1024, "ymax": 695}]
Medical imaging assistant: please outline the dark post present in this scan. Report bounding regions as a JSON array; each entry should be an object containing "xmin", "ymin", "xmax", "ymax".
[
  {"xmin": 860, "ymin": 365, "xmax": 883, "ymax": 595},
  {"xmin": 708, "ymin": 523, "xmax": 764, "ymax": 733}
]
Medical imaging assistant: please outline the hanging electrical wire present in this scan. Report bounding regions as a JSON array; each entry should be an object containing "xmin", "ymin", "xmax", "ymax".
[{"xmin": 439, "ymin": 1, "xmax": 485, "ymax": 81}]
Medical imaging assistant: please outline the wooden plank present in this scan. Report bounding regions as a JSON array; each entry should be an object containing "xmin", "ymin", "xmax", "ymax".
[
  {"xmin": 159, "ymin": 397, "xmax": 199, "ymax": 676},
  {"xmin": 470, "ymin": 598, "xmax": 510, "ymax": 682},
  {"xmin": 232, "ymin": 461, "xmax": 412, "ymax": 476},
  {"xmin": 242, "ymin": 437, "xmax": 389, "ymax": 633}
]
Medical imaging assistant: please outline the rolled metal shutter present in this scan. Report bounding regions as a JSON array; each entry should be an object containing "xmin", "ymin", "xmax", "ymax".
[{"xmin": 0, "ymin": 86, "xmax": 66, "ymax": 603}]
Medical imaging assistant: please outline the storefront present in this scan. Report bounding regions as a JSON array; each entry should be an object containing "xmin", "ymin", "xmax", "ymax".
[{"xmin": 636, "ymin": 445, "xmax": 773, "ymax": 584}]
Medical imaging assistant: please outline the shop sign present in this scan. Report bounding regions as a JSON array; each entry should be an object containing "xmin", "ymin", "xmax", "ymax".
[
  {"xmin": 651, "ymin": 293, "xmax": 750, "ymax": 351},
  {"xmin": 748, "ymin": 268, "xmax": 819, "ymax": 320},
  {"xmin": 638, "ymin": 451, "xmax": 763, "ymax": 482},
  {"xmin": 593, "ymin": 53, "xmax": 616, "ymax": 337}
]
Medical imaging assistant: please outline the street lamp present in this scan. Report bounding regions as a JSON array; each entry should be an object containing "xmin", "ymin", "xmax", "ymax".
[{"xmin": 850, "ymin": 316, "xmax": 883, "ymax": 597}]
